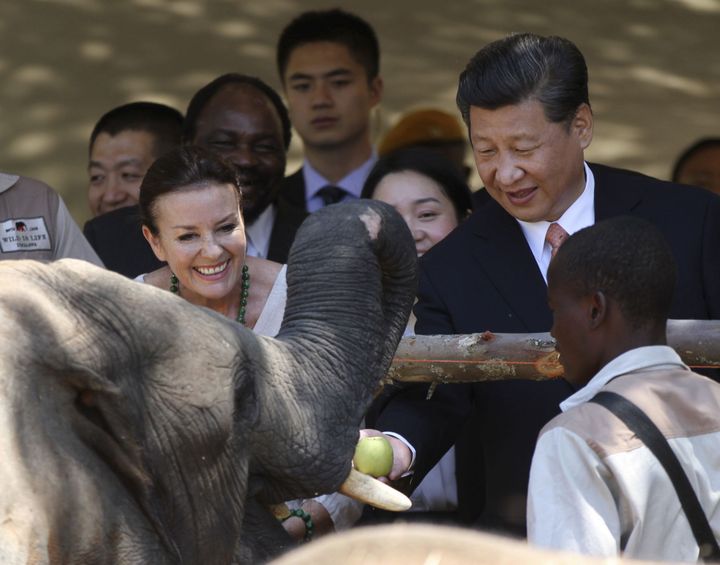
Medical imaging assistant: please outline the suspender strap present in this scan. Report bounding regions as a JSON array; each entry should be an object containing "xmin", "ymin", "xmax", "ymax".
[{"xmin": 590, "ymin": 391, "xmax": 720, "ymax": 561}]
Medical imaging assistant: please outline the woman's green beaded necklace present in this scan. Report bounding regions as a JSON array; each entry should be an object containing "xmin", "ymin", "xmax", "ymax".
[{"xmin": 170, "ymin": 264, "xmax": 250, "ymax": 325}]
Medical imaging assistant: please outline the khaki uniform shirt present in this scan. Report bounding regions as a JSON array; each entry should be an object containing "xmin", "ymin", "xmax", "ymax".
[{"xmin": 0, "ymin": 173, "xmax": 102, "ymax": 265}]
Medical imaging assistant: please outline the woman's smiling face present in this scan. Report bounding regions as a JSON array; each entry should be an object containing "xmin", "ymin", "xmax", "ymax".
[
  {"xmin": 144, "ymin": 182, "xmax": 246, "ymax": 302},
  {"xmin": 372, "ymin": 170, "xmax": 460, "ymax": 256}
]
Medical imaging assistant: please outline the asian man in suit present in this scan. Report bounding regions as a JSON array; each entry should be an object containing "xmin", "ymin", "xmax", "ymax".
[
  {"xmin": 365, "ymin": 32, "xmax": 720, "ymax": 537},
  {"xmin": 276, "ymin": 9, "xmax": 383, "ymax": 212},
  {"xmin": 83, "ymin": 102, "xmax": 183, "ymax": 277}
]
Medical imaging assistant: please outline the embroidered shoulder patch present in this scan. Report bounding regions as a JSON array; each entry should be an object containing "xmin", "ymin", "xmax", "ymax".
[{"xmin": 0, "ymin": 216, "xmax": 52, "ymax": 253}]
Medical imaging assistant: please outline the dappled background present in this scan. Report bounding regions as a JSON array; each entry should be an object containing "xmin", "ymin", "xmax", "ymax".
[{"xmin": 0, "ymin": 0, "xmax": 718, "ymax": 225}]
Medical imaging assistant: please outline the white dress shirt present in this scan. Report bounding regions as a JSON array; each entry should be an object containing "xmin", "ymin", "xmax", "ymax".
[
  {"xmin": 245, "ymin": 204, "xmax": 276, "ymax": 259},
  {"xmin": 517, "ymin": 162, "xmax": 596, "ymax": 282}
]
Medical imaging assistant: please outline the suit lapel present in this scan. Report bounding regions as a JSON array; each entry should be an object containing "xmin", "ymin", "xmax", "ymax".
[
  {"xmin": 591, "ymin": 163, "xmax": 643, "ymax": 220},
  {"xmin": 463, "ymin": 164, "xmax": 647, "ymax": 332},
  {"xmin": 267, "ymin": 197, "xmax": 308, "ymax": 264},
  {"xmin": 280, "ymin": 168, "xmax": 308, "ymax": 211},
  {"xmin": 469, "ymin": 200, "xmax": 551, "ymax": 331}
]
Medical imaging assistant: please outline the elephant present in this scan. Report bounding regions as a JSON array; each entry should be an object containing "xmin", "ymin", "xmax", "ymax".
[
  {"xmin": 270, "ymin": 524, "xmax": 675, "ymax": 565},
  {"xmin": 0, "ymin": 200, "xmax": 417, "ymax": 564}
]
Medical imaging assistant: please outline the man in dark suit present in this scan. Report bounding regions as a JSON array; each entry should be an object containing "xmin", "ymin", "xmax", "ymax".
[
  {"xmin": 276, "ymin": 9, "xmax": 383, "ymax": 212},
  {"xmin": 83, "ymin": 204, "xmax": 165, "ymax": 277},
  {"xmin": 183, "ymin": 74, "xmax": 307, "ymax": 264},
  {"xmin": 83, "ymin": 102, "xmax": 184, "ymax": 277},
  {"xmin": 366, "ymin": 33, "xmax": 720, "ymax": 536}
]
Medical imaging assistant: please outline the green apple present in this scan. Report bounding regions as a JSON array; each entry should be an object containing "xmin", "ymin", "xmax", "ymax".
[{"xmin": 353, "ymin": 436, "xmax": 394, "ymax": 477}]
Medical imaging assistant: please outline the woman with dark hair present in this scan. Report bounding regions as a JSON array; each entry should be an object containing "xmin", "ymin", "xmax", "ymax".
[
  {"xmin": 137, "ymin": 145, "xmax": 285, "ymax": 334},
  {"xmin": 136, "ymin": 145, "xmax": 361, "ymax": 542},
  {"xmin": 361, "ymin": 147, "xmax": 473, "ymax": 257}
]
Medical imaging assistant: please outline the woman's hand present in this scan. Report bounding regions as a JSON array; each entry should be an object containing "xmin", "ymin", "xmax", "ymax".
[{"xmin": 282, "ymin": 500, "xmax": 335, "ymax": 543}]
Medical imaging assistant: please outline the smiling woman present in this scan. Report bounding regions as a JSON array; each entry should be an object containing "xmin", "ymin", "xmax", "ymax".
[
  {"xmin": 135, "ymin": 144, "xmax": 362, "ymax": 543},
  {"xmin": 137, "ymin": 145, "xmax": 285, "ymax": 333},
  {"xmin": 361, "ymin": 147, "xmax": 473, "ymax": 257}
]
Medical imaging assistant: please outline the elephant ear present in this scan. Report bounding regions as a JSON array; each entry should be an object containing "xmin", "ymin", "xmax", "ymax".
[
  {"xmin": 1, "ymin": 259, "xmax": 251, "ymax": 562},
  {"xmin": 0, "ymin": 264, "xmax": 183, "ymax": 558}
]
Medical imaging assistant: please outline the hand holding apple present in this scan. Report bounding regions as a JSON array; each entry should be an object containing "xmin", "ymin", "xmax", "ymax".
[
  {"xmin": 353, "ymin": 436, "xmax": 394, "ymax": 477},
  {"xmin": 358, "ymin": 429, "xmax": 413, "ymax": 480}
]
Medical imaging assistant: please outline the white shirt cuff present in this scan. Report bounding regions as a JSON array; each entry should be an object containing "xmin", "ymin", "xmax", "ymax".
[{"xmin": 383, "ymin": 431, "xmax": 416, "ymax": 474}]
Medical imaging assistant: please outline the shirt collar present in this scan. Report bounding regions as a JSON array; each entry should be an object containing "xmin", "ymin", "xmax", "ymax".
[
  {"xmin": 0, "ymin": 173, "xmax": 19, "ymax": 194},
  {"xmin": 560, "ymin": 345, "xmax": 689, "ymax": 411},
  {"xmin": 245, "ymin": 204, "xmax": 276, "ymax": 259},
  {"xmin": 302, "ymin": 154, "xmax": 377, "ymax": 211},
  {"xmin": 517, "ymin": 162, "xmax": 596, "ymax": 282}
]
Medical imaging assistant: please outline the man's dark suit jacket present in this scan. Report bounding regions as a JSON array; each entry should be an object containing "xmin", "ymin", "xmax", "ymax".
[
  {"xmin": 374, "ymin": 163, "xmax": 720, "ymax": 535},
  {"xmin": 83, "ymin": 205, "xmax": 163, "ymax": 278},
  {"xmin": 84, "ymin": 197, "xmax": 307, "ymax": 278},
  {"xmin": 267, "ymin": 194, "xmax": 309, "ymax": 262},
  {"xmin": 279, "ymin": 168, "xmax": 308, "ymax": 211}
]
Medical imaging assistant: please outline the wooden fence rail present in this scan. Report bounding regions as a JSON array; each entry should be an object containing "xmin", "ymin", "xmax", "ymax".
[{"xmin": 388, "ymin": 320, "xmax": 720, "ymax": 383}]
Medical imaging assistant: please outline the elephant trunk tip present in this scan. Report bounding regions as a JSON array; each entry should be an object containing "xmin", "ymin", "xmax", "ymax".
[{"xmin": 359, "ymin": 209, "xmax": 382, "ymax": 241}]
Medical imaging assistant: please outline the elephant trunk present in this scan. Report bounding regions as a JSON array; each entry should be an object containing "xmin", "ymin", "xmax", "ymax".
[{"xmin": 250, "ymin": 200, "xmax": 417, "ymax": 501}]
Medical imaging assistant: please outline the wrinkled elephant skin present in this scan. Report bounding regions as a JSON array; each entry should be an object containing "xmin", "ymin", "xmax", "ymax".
[{"xmin": 0, "ymin": 201, "xmax": 417, "ymax": 564}]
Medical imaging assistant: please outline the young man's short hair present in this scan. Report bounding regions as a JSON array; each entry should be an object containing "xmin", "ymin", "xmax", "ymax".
[
  {"xmin": 89, "ymin": 101, "xmax": 183, "ymax": 158},
  {"xmin": 550, "ymin": 216, "xmax": 677, "ymax": 330},
  {"xmin": 276, "ymin": 8, "xmax": 380, "ymax": 82}
]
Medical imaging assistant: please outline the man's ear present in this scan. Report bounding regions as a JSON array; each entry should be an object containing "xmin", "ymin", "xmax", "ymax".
[
  {"xmin": 573, "ymin": 103, "xmax": 593, "ymax": 150},
  {"xmin": 368, "ymin": 76, "xmax": 383, "ymax": 107},
  {"xmin": 588, "ymin": 290, "xmax": 607, "ymax": 328},
  {"xmin": 141, "ymin": 225, "xmax": 167, "ymax": 262}
]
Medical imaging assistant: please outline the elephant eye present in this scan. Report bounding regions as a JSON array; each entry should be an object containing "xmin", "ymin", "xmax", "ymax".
[
  {"xmin": 74, "ymin": 391, "xmax": 118, "ymax": 444},
  {"xmin": 80, "ymin": 390, "xmax": 96, "ymax": 406}
]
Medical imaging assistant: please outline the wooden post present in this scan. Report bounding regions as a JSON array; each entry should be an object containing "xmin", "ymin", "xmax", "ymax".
[{"xmin": 388, "ymin": 320, "xmax": 720, "ymax": 383}]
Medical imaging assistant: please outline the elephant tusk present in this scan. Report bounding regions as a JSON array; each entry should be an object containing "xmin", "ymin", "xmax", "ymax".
[{"xmin": 338, "ymin": 468, "xmax": 412, "ymax": 512}]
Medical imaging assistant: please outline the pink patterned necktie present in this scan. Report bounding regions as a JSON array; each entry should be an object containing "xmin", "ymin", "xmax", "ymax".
[{"xmin": 546, "ymin": 222, "xmax": 569, "ymax": 259}]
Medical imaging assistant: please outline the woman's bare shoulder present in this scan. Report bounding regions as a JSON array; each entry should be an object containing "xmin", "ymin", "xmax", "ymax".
[
  {"xmin": 142, "ymin": 266, "xmax": 172, "ymax": 290},
  {"xmin": 247, "ymin": 256, "xmax": 283, "ymax": 289}
]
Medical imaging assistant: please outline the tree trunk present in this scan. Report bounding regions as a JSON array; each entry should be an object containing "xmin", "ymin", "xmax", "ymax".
[{"xmin": 388, "ymin": 320, "xmax": 720, "ymax": 383}]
